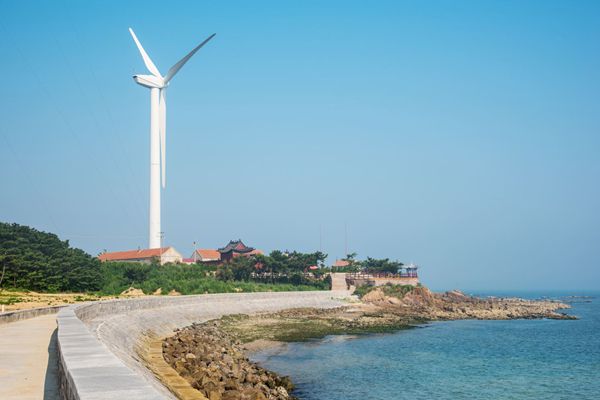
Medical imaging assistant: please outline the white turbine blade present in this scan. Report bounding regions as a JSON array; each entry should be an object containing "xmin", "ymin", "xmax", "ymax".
[
  {"xmin": 164, "ymin": 33, "xmax": 216, "ymax": 84},
  {"xmin": 129, "ymin": 28, "xmax": 162, "ymax": 78},
  {"xmin": 159, "ymin": 89, "xmax": 167, "ymax": 188}
]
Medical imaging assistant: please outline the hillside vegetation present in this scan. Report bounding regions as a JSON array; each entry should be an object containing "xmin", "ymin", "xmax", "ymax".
[
  {"xmin": 0, "ymin": 222, "xmax": 101, "ymax": 292},
  {"xmin": 99, "ymin": 262, "xmax": 328, "ymax": 296},
  {"xmin": 0, "ymin": 222, "xmax": 329, "ymax": 297}
]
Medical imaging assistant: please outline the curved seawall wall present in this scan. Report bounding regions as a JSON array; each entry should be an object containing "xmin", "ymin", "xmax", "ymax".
[
  {"xmin": 56, "ymin": 291, "xmax": 350, "ymax": 400},
  {"xmin": 0, "ymin": 305, "xmax": 64, "ymax": 325}
]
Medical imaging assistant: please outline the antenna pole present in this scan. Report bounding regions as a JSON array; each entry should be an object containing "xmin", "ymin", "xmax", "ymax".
[
  {"xmin": 159, "ymin": 231, "xmax": 164, "ymax": 264},
  {"xmin": 319, "ymin": 225, "xmax": 322, "ymax": 252},
  {"xmin": 344, "ymin": 222, "xmax": 348, "ymax": 256}
]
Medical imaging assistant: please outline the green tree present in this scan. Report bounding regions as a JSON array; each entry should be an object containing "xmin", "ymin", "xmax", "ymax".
[
  {"xmin": 344, "ymin": 252, "xmax": 358, "ymax": 262},
  {"xmin": 0, "ymin": 222, "xmax": 101, "ymax": 292},
  {"xmin": 214, "ymin": 250, "xmax": 328, "ymax": 286},
  {"xmin": 362, "ymin": 257, "xmax": 404, "ymax": 274}
]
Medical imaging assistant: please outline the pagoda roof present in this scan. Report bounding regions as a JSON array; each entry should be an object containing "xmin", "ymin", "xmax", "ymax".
[{"xmin": 218, "ymin": 239, "xmax": 255, "ymax": 254}]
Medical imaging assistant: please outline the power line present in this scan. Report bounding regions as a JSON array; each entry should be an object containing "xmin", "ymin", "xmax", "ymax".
[
  {"xmin": 62, "ymin": 13, "xmax": 147, "ymax": 215},
  {"xmin": 50, "ymin": 32, "xmax": 146, "ymax": 222},
  {"xmin": 0, "ymin": 16, "xmax": 145, "ymax": 244}
]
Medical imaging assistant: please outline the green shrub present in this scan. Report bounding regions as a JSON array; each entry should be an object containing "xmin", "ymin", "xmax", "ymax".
[
  {"xmin": 353, "ymin": 285, "xmax": 373, "ymax": 298},
  {"xmin": 381, "ymin": 283, "xmax": 415, "ymax": 298},
  {"xmin": 353, "ymin": 283, "xmax": 415, "ymax": 299},
  {"xmin": 0, "ymin": 296, "xmax": 22, "ymax": 305},
  {"xmin": 97, "ymin": 261, "xmax": 327, "ymax": 296}
]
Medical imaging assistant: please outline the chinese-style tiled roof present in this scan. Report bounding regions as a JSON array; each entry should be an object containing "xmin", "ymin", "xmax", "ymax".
[
  {"xmin": 98, "ymin": 247, "xmax": 169, "ymax": 261},
  {"xmin": 232, "ymin": 249, "xmax": 263, "ymax": 258},
  {"xmin": 333, "ymin": 259, "xmax": 350, "ymax": 267},
  {"xmin": 194, "ymin": 249, "xmax": 221, "ymax": 260},
  {"xmin": 218, "ymin": 239, "xmax": 255, "ymax": 254}
]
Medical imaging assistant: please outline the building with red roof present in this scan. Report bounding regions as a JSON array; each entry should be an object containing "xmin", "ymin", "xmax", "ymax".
[
  {"xmin": 191, "ymin": 249, "xmax": 222, "ymax": 263},
  {"xmin": 332, "ymin": 259, "xmax": 350, "ymax": 268},
  {"xmin": 98, "ymin": 247, "xmax": 182, "ymax": 265}
]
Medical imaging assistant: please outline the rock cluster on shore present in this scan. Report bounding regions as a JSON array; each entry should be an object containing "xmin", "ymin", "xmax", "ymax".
[
  {"xmin": 163, "ymin": 322, "xmax": 295, "ymax": 400},
  {"xmin": 362, "ymin": 286, "xmax": 576, "ymax": 320}
]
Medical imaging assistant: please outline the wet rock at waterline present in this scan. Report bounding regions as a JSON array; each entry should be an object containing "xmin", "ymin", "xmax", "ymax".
[{"xmin": 163, "ymin": 323, "xmax": 295, "ymax": 400}]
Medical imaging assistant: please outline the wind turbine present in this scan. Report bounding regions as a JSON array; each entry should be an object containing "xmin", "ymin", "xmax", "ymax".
[{"xmin": 129, "ymin": 27, "xmax": 215, "ymax": 249}]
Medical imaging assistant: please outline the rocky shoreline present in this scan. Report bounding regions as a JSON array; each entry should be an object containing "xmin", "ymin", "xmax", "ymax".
[
  {"xmin": 163, "ymin": 322, "xmax": 294, "ymax": 400},
  {"xmin": 162, "ymin": 287, "xmax": 574, "ymax": 400},
  {"xmin": 359, "ymin": 286, "xmax": 575, "ymax": 321}
]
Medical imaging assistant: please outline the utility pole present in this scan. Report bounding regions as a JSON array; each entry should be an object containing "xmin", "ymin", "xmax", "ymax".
[
  {"xmin": 344, "ymin": 222, "xmax": 348, "ymax": 257},
  {"xmin": 159, "ymin": 231, "xmax": 165, "ymax": 264},
  {"xmin": 319, "ymin": 225, "xmax": 322, "ymax": 253}
]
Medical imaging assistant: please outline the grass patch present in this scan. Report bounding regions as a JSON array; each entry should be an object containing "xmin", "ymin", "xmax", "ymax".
[
  {"xmin": 354, "ymin": 283, "xmax": 415, "ymax": 299},
  {"xmin": 73, "ymin": 295, "xmax": 99, "ymax": 302},
  {"xmin": 0, "ymin": 296, "xmax": 22, "ymax": 306}
]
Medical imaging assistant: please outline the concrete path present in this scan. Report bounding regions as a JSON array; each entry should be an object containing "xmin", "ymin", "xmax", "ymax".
[
  {"xmin": 330, "ymin": 272, "xmax": 348, "ymax": 291},
  {"xmin": 0, "ymin": 314, "xmax": 59, "ymax": 400}
]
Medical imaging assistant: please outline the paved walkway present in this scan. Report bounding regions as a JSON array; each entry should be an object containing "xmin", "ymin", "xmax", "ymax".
[
  {"xmin": 0, "ymin": 314, "xmax": 59, "ymax": 400},
  {"xmin": 330, "ymin": 272, "xmax": 349, "ymax": 291}
]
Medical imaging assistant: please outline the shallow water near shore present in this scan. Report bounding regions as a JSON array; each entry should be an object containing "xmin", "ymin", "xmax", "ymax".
[{"xmin": 252, "ymin": 291, "xmax": 600, "ymax": 400}]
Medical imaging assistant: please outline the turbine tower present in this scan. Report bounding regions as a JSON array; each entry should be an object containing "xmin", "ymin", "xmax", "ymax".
[{"xmin": 129, "ymin": 28, "xmax": 215, "ymax": 249}]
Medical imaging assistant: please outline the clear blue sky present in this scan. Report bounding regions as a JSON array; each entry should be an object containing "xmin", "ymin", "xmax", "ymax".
[{"xmin": 1, "ymin": 1, "xmax": 598, "ymax": 291}]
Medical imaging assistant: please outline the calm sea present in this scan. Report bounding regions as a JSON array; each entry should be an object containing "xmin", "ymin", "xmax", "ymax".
[{"xmin": 252, "ymin": 291, "xmax": 600, "ymax": 400}]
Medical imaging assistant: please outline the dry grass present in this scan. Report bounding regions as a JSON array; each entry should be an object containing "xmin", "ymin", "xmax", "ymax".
[{"xmin": 0, "ymin": 290, "xmax": 115, "ymax": 312}]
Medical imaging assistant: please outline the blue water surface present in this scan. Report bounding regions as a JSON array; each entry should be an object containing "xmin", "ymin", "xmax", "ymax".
[{"xmin": 252, "ymin": 292, "xmax": 600, "ymax": 400}]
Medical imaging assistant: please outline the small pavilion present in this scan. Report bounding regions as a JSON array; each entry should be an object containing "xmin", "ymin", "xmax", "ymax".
[
  {"xmin": 403, "ymin": 263, "xmax": 419, "ymax": 277},
  {"xmin": 218, "ymin": 239, "xmax": 256, "ymax": 262}
]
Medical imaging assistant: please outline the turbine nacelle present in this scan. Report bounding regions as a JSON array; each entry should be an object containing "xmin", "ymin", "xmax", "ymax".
[{"xmin": 133, "ymin": 74, "xmax": 165, "ymax": 89}]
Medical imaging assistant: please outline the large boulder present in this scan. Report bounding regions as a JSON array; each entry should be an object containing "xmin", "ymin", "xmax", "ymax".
[
  {"xmin": 362, "ymin": 288, "xmax": 386, "ymax": 302},
  {"xmin": 401, "ymin": 286, "xmax": 435, "ymax": 306}
]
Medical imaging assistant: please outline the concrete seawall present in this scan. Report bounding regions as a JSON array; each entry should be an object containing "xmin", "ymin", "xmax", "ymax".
[
  {"xmin": 57, "ymin": 291, "xmax": 351, "ymax": 399},
  {"xmin": 0, "ymin": 305, "xmax": 64, "ymax": 325}
]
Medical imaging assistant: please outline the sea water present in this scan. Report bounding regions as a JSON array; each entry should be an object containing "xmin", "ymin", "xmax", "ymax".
[{"xmin": 252, "ymin": 292, "xmax": 600, "ymax": 399}]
